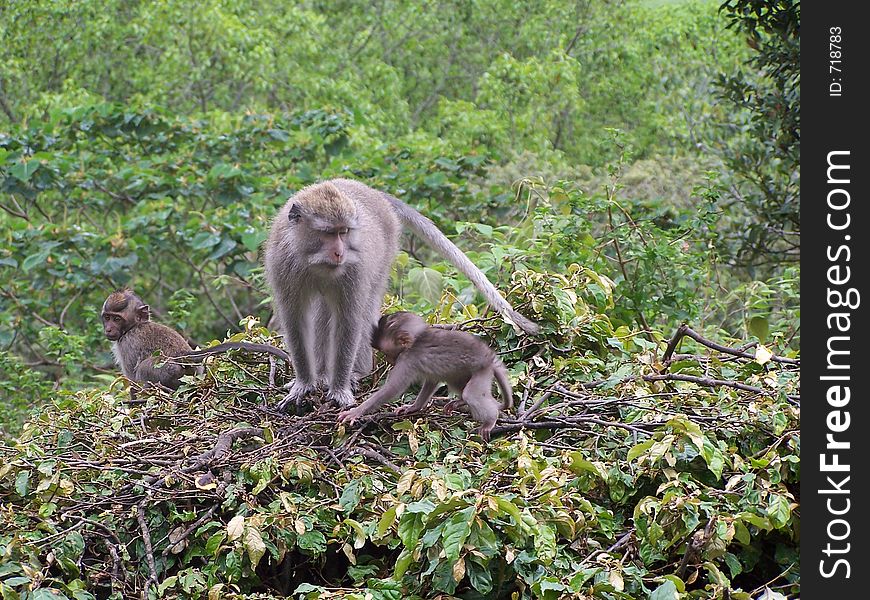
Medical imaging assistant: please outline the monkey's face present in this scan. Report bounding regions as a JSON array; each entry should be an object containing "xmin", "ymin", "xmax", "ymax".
[
  {"xmin": 374, "ymin": 335, "xmax": 405, "ymax": 365},
  {"xmin": 101, "ymin": 310, "xmax": 129, "ymax": 341},
  {"xmin": 315, "ymin": 226, "xmax": 353, "ymax": 267},
  {"xmin": 294, "ymin": 209, "xmax": 359, "ymax": 270},
  {"xmin": 101, "ymin": 296, "xmax": 148, "ymax": 341}
]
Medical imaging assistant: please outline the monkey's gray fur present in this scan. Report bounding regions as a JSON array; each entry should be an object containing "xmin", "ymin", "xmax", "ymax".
[{"xmin": 264, "ymin": 178, "xmax": 537, "ymax": 411}]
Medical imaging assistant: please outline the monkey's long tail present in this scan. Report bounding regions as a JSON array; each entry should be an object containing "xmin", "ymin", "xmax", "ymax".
[
  {"xmin": 493, "ymin": 361, "xmax": 514, "ymax": 410},
  {"xmin": 183, "ymin": 342, "xmax": 293, "ymax": 364},
  {"xmin": 385, "ymin": 194, "xmax": 540, "ymax": 335}
]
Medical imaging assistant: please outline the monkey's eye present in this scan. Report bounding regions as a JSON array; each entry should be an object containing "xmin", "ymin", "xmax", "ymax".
[{"xmin": 337, "ymin": 227, "xmax": 350, "ymax": 236}]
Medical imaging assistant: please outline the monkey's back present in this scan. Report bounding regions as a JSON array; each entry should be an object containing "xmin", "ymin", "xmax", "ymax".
[
  {"xmin": 112, "ymin": 322, "xmax": 192, "ymax": 379},
  {"xmin": 404, "ymin": 328, "xmax": 498, "ymax": 385}
]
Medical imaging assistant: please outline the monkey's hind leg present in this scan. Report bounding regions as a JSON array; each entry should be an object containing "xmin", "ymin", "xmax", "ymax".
[
  {"xmin": 459, "ymin": 371, "xmax": 501, "ymax": 443},
  {"xmin": 134, "ymin": 356, "xmax": 184, "ymax": 391}
]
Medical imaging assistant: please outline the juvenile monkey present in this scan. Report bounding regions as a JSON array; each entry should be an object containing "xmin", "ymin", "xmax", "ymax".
[
  {"xmin": 337, "ymin": 311, "xmax": 513, "ymax": 442},
  {"xmin": 264, "ymin": 178, "xmax": 537, "ymax": 411},
  {"xmin": 101, "ymin": 289, "xmax": 291, "ymax": 391}
]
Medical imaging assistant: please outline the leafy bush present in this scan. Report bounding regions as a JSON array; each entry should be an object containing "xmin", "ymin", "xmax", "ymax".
[{"xmin": 0, "ymin": 281, "xmax": 799, "ymax": 599}]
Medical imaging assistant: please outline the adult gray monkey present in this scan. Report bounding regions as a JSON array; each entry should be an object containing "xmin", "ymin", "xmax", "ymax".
[{"xmin": 264, "ymin": 178, "xmax": 538, "ymax": 411}]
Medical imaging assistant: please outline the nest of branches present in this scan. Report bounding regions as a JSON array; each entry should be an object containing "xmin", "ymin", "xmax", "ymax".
[{"xmin": 0, "ymin": 323, "xmax": 799, "ymax": 599}]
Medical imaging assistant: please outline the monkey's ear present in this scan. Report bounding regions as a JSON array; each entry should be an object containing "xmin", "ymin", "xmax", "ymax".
[
  {"xmin": 287, "ymin": 203, "xmax": 302, "ymax": 222},
  {"xmin": 396, "ymin": 331, "xmax": 414, "ymax": 348},
  {"xmin": 136, "ymin": 305, "xmax": 151, "ymax": 322}
]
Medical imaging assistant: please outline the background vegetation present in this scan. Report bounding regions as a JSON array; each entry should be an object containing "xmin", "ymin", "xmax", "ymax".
[{"xmin": 0, "ymin": 1, "xmax": 799, "ymax": 598}]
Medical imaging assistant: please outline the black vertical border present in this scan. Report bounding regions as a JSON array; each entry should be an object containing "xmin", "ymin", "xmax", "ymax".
[{"xmin": 801, "ymin": 2, "xmax": 868, "ymax": 596}]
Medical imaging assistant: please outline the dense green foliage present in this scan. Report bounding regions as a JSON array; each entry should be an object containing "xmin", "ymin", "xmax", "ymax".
[
  {"xmin": 0, "ymin": 283, "xmax": 799, "ymax": 600},
  {"xmin": 0, "ymin": 0, "xmax": 799, "ymax": 598},
  {"xmin": 714, "ymin": 0, "xmax": 800, "ymax": 269}
]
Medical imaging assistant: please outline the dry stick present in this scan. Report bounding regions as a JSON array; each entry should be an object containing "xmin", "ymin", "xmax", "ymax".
[
  {"xmin": 268, "ymin": 356, "xmax": 277, "ymax": 387},
  {"xmin": 136, "ymin": 502, "xmax": 159, "ymax": 600},
  {"xmin": 675, "ymin": 519, "xmax": 716, "ymax": 581},
  {"xmin": 187, "ymin": 427, "xmax": 264, "ymax": 470},
  {"xmin": 576, "ymin": 372, "xmax": 799, "ymax": 405},
  {"xmin": 122, "ymin": 427, "xmax": 264, "ymax": 494},
  {"xmin": 642, "ymin": 373, "xmax": 800, "ymax": 404},
  {"xmin": 106, "ymin": 541, "xmax": 124, "ymax": 597},
  {"xmin": 355, "ymin": 446, "xmax": 402, "ymax": 474},
  {"xmin": 663, "ymin": 323, "xmax": 799, "ymax": 366},
  {"xmin": 519, "ymin": 391, "xmax": 552, "ymax": 420},
  {"xmin": 579, "ymin": 529, "xmax": 635, "ymax": 566}
]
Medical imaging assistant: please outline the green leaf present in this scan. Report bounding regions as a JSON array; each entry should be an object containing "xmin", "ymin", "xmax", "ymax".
[
  {"xmin": 393, "ymin": 548, "xmax": 414, "ymax": 578},
  {"xmin": 59, "ymin": 531, "xmax": 86, "ymax": 560},
  {"xmin": 466, "ymin": 556, "xmax": 493, "ymax": 594},
  {"xmin": 339, "ymin": 480, "xmax": 362, "ymax": 512},
  {"xmin": 9, "ymin": 160, "xmax": 40, "ymax": 182},
  {"xmin": 766, "ymin": 493, "xmax": 792, "ymax": 528},
  {"xmin": 241, "ymin": 231, "xmax": 267, "ymax": 252},
  {"xmin": 31, "ymin": 589, "xmax": 70, "ymax": 600},
  {"xmin": 442, "ymin": 506, "xmax": 475, "ymax": 562},
  {"xmin": 205, "ymin": 531, "xmax": 226, "ymax": 556},
  {"xmin": 626, "ymin": 438, "xmax": 655, "ymax": 462},
  {"xmin": 344, "ymin": 518, "xmax": 367, "ymax": 549},
  {"xmin": 473, "ymin": 223, "xmax": 493, "ymax": 236},
  {"xmin": 535, "ymin": 523, "xmax": 557, "ymax": 563},
  {"xmin": 375, "ymin": 505, "xmax": 398, "ymax": 539},
  {"xmin": 423, "ymin": 172, "xmax": 448, "ymax": 187},
  {"xmin": 567, "ymin": 452, "xmax": 603, "ymax": 477},
  {"xmin": 21, "ymin": 250, "xmax": 50, "ymax": 272},
  {"xmin": 297, "ymin": 530, "xmax": 327, "ymax": 553},
  {"xmin": 190, "ymin": 232, "xmax": 221, "ymax": 250},
  {"xmin": 267, "ymin": 129, "xmax": 289, "ymax": 142},
  {"xmin": 405, "ymin": 499, "xmax": 436, "ymax": 513},
  {"xmin": 650, "ymin": 579, "xmax": 679, "ymax": 600},
  {"xmin": 493, "ymin": 497, "xmax": 525, "ymax": 529},
  {"xmin": 366, "ymin": 578, "xmax": 403, "ymax": 600},
  {"xmin": 14, "ymin": 471, "xmax": 29, "ymax": 497},
  {"xmin": 749, "ymin": 316, "xmax": 769, "ymax": 342},
  {"xmin": 291, "ymin": 582, "xmax": 323, "ymax": 595},
  {"xmin": 397, "ymin": 513, "xmax": 425, "ymax": 548},
  {"xmin": 207, "ymin": 237, "xmax": 237, "ymax": 260},
  {"xmin": 531, "ymin": 577, "xmax": 567, "ymax": 600},
  {"xmin": 408, "ymin": 267, "xmax": 444, "ymax": 305}
]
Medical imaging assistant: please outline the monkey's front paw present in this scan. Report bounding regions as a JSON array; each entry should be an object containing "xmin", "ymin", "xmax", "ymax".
[
  {"xmin": 327, "ymin": 388, "xmax": 356, "ymax": 408},
  {"xmin": 394, "ymin": 404, "xmax": 420, "ymax": 416},
  {"xmin": 276, "ymin": 379, "xmax": 315, "ymax": 413},
  {"xmin": 337, "ymin": 407, "xmax": 363, "ymax": 425}
]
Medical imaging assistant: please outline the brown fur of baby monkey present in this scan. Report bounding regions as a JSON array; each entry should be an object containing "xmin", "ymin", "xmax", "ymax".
[
  {"xmin": 101, "ymin": 289, "xmax": 291, "ymax": 391},
  {"xmin": 337, "ymin": 311, "xmax": 513, "ymax": 442}
]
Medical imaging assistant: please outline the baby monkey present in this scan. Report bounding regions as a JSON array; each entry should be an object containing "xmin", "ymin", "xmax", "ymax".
[
  {"xmin": 337, "ymin": 311, "xmax": 513, "ymax": 441},
  {"xmin": 101, "ymin": 289, "xmax": 291, "ymax": 392}
]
